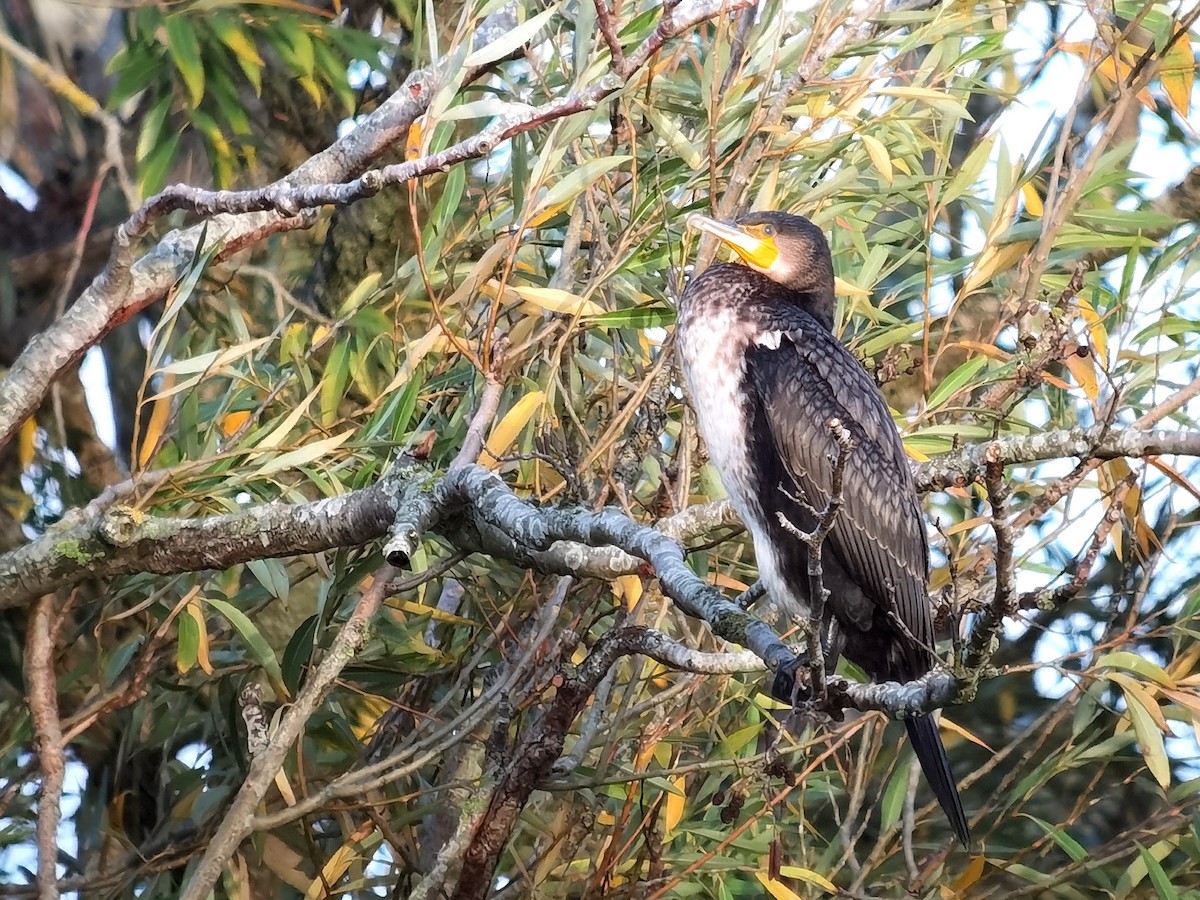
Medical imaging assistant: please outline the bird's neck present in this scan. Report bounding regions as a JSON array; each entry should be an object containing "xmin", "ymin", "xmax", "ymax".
[{"xmin": 775, "ymin": 285, "xmax": 835, "ymax": 333}]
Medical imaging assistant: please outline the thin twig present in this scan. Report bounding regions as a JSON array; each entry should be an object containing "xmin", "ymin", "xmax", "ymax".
[
  {"xmin": 775, "ymin": 418, "xmax": 857, "ymax": 701},
  {"xmin": 593, "ymin": 1, "xmax": 630, "ymax": 76},
  {"xmin": 26, "ymin": 594, "xmax": 64, "ymax": 900},
  {"xmin": 964, "ymin": 444, "xmax": 1016, "ymax": 670}
]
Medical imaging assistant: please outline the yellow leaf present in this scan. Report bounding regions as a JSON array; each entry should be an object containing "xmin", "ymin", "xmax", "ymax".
[
  {"xmin": 1092, "ymin": 52, "xmax": 1155, "ymax": 107},
  {"xmin": 833, "ymin": 276, "xmax": 871, "ymax": 298},
  {"xmin": 185, "ymin": 598, "xmax": 213, "ymax": 675},
  {"xmin": 274, "ymin": 770, "xmax": 297, "ymax": 807},
  {"xmin": 754, "ymin": 691, "xmax": 792, "ymax": 711},
  {"xmin": 1110, "ymin": 674, "xmax": 1169, "ymax": 731},
  {"xmin": 255, "ymin": 429, "xmax": 354, "ymax": 477},
  {"xmin": 137, "ymin": 373, "xmax": 176, "ymax": 470},
  {"xmin": 596, "ymin": 810, "xmax": 616, "ymax": 826},
  {"xmin": 351, "ymin": 694, "xmax": 392, "ymax": 741},
  {"xmin": 939, "ymin": 716, "xmax": 995, "ymax": 753},
  {"xmin": 256, "ymin": 384, "xmax": 320, "ymax": 450},
  {"xmin": 960, "ymin": 240, "xmax": 1033, "ymax": 296},
  {"xmin": 1022, "ymin": 182, "xmax": 1043, "ymax": 217},
  {"xmin": 261, "ymin": 835, "xmax": 310, "ymax": 892},
  {"xmin": 755, "ymin": 872, "xmax": 804, "ymax": 899},
  {"xmin": 710, "ymin": 572, "xmax": 749, "ymax": 592},
  {"xmin": 1040, "ymin": 372, "xmax": 1073, "ymax": 392},
  {"xmin": 937, "ymin": 515, "xmax": 990, "ymax": 537},
  {"xmin": 221, "ymin": 410, "xmax": 253, "ymax": 438},
  {"xmin": 615, "ymin": 574, "xmax": 643, "ymax": 610},
  {"xmin": 663, "ymin": 776, "xmax": 686, "ymax": 837},
  {"xmin": 391, "ymin": 598, "xmax": 475, "ymax": 626},
  {"xmin": 778, "ymin": 866, "xmax": 838, "ymax": 893},
  {"xmin": 1123, "ymin": 685, "xmax": 1171, "ymax": 788},
  {"xmin": 17, "ymin": 418, "xmax": 36, "ymax": 469},
  {"xmin": 1063, "ymin": 354, "xmax": 1100, "ymax": 402},
  {"xmin": 405, "ymin": 118, "xmax": 424, "ymax": 160},
  {"xmin": 633, "ymin": 740, "xmax": 657, "ymax": 771},
  {"xmin": 946, "ymin": 854, "xmax": 987, "ymax": 895},
  {"xmin": 504, "ymin": 283, "xmax": 605, "ymax": 318},
  {"xmin": 1160, "ymin": 30, "xmax": 1193, "ymax": 117},
  {"xmin": 304, "ymin": 824, "xmax": 375, "ymax": 899},
  {"xmin": 481, "ymin": 391, "xmax": 545, "ymax": 468},
  {"xmin": 953, "ymin": 340, "xmax": 1011, "ymax": 361},
  {"xmin": 861, "ymin": 133, "xmax": 893, "ymax": 183},
  {"xmin": 1167, "ymin": 642, "xmax": 1200, "ymax": 681},
  {"xmin": 1073, "ymin": 295, "xmax": 1109, "ymax": 361},
  {"xmin": 903, "ymin": 441, "xmax": 929, "ymax": 462}
]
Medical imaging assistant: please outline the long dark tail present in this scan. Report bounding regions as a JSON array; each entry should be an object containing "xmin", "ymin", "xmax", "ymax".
[{"xmin": 905, "ymin": 714, "xmax": 970, "ymax": 845}]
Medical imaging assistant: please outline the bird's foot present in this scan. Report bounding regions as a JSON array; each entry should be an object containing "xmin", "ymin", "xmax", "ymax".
[{"xmin": 770, "ymin": 654, "xmax": 813, "ymax": 707}]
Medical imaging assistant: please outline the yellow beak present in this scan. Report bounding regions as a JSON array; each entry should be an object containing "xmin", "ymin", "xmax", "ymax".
[{"xmin": 686, "ymin": 213, "xmax": 779, "ymax": 270}]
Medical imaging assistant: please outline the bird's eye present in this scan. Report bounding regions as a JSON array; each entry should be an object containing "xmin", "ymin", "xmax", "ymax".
[{"xmin": 762, "ymin": 224, "xmax": 776, "ymax": 237}]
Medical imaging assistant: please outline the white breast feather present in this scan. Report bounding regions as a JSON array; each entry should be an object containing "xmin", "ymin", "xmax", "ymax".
[{"xmin": 679, "ymin": 312, "xmax": 807, "ymax": 622}]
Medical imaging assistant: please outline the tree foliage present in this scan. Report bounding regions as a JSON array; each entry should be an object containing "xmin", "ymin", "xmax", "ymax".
[{"xmin": 1, "ymin": 0, "xmax": 1199, "ymax": 897}]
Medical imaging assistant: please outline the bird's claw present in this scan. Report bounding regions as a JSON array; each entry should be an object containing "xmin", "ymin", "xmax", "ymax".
[{"xmin": 770, "ymin": 654, "xmax": 813, "ymax": 706}]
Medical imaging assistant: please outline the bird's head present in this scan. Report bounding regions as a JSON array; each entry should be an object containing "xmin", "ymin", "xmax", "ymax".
[{"xmin": 687, "ymin": 210, "xmax": 835, "ymax": 323}]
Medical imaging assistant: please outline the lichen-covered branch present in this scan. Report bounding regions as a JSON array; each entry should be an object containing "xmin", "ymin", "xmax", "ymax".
[
  {"xmin": 4, "ymin": 425, "xmax": 1198, "ymax": 609},
  {"xmin": 913, "ymin": 426, "xmax": 1200, "ymax": 491}
]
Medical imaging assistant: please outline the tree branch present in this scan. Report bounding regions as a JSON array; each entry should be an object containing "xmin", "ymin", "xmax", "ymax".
[
  {"xmin": 4, "ymin": 425, "xmax": 1198, "ymax": 609},
  {"xmin": 26, "ymin": 594, "xmax": 64, "ymax": 900},
  {"xmin": 913, "ymin": 426, "xmax": 1200, "ymax": 491}
]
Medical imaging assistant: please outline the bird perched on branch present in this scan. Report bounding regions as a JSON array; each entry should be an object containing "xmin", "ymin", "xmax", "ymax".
[{"xmin": 676, "ymin": 210, "xmax": 969, "ymax": 844}]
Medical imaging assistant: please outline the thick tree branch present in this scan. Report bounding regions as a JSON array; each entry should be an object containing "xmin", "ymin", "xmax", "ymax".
[
  {"xmin": 913, "ymin": 426, "xmax": 1200, "ymax": 491},
  {"xmin": 4, "ymin": 425, "xmax": 1198, "ymax": 608}
]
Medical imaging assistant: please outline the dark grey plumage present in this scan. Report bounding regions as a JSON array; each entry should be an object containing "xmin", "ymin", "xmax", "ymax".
[{"xmin": 677, "ymin": 210, "xmax": 969, "ymax": 844}]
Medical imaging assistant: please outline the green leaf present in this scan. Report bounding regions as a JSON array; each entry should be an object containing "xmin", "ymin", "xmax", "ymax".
[
  {"xmin": 281, "ymin": 614, "xmax": 320, "ymax": 697},
  {"xmin": 164, "ymin": 13, "xmax": 205, "ymax": 106},
  {"xmin": 1019, "ymin": 815, "xmax": 1090, "ymax": 864},
  {"xmin": 1096, "ymin": 650, "xmax": 1175, "ymax": 687},
  {"xmin": 530, "ymin": 156, "xmax": 633, "ymax": 220},
  {"xmin": 138, "ymin": 131, "xmax": 182, "ymax": 198},
  {"xmin": 944, "ymin": 134, "xmax": 994, "ymax": 204},
  {"xmin": 879, "ymin": 763, "xmax": 908, "ymax": 829},
  {"xmin": 177, "ymin": 610, "xmax": 199, "ymax": 673},
  {"xmin": 926, "ymin": 355, "xmax": 988, "ymax": 410},
  {"xmin": 1138, "ymin": 844, "xmax": 1181, "ymax": 900},
  {"xmin": 136, "ymin": 94, "xmax": 173, "ymax": 164},
  {"xmin": 104, "ymin": 638, "xmax": 143, "ymax": 688},
  {"xmin": 640, "ymin": 104, "xmax": 704, "ymax": 171},
  {"xmin": 588, "ymin": 306, "xmax": 676, "ymax": 330},
  {"xmin": 247, "ymin": 558, "xmax": 291, "ymax": 603},
  {"xmin": 463, "ymin": 4, "xmax": 558, "ymax": 69},
  {"xmin": 857, "ymin": 320, "xmax": 922, "ymax": 357},
  {"xmin": 205, "ymin": 596, "xmax": 285, "ymax": 689},
  {"xmin": 321, "ymin": 340, "xmax": 353, "ymax": 426}
]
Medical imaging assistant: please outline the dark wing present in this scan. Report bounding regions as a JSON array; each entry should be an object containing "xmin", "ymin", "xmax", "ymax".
[{"xmin": 746, "ymin": 324, "xmax": 933, "ymax": 669}]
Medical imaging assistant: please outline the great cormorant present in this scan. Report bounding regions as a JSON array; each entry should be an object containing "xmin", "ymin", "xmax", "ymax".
[{"xmin": 676, "ymin": 210, "xmax": 969, "ymax": 844}]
